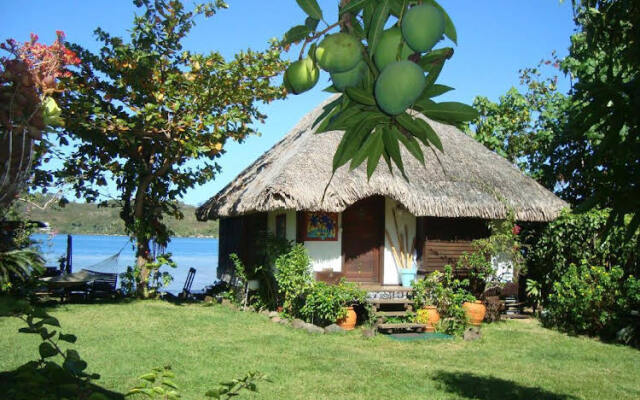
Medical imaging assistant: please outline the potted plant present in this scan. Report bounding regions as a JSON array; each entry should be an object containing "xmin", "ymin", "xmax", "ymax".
[{"xmin": 412, "ymin": 273, "xmax": 442, "ymax": 332}]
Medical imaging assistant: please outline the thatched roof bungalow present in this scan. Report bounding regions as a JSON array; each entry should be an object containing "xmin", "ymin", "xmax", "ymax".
[{"xmin": 197, "ymin": 97, "xmax": 567, "ymax": 286}]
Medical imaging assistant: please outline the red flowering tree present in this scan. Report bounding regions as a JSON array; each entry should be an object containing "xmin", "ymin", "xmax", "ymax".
[{"xmin": 0, "ymin": 31, "xmax": 80, "ymax": 209}]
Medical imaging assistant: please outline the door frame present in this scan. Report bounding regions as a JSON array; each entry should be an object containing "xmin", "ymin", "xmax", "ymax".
[{"xmin": 340, "ymin": 196, "xmax": 385, "ymax": 284}]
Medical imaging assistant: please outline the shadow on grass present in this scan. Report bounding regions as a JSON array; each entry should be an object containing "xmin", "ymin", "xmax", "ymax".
[{"xmin": 433, "ymin": 370, "xmax": 579, "ymax": 400}]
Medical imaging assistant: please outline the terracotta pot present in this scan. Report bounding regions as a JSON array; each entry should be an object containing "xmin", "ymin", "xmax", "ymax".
[
  {"xmin": 336, "ymin": 306, "xmax": 357, "ymax": 331},
  {"xmin": 276, "ymin": 306, "xmax": 284, "ymax": 313},
  {"xmin": 463, "ymin": 301, "xmax": 487, "ymax": 326},
  {"xmin": 416, "ymin": 306, "xmax": 440, "ymax": 332}
]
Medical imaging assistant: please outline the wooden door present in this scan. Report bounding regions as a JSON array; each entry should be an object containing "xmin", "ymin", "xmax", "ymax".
[{"xmin": 341, "ymin": 196, "xmax": 384, "ymax": 283}]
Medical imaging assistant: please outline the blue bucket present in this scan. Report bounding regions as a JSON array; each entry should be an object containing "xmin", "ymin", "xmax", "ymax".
[{"xmin": 399, "ymin": 268, "xmax": 417, "ymax": 287}]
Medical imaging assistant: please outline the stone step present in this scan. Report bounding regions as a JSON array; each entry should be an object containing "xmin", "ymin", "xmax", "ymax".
[
  {"xmin": 377, "ymin": 323, "xmax": 426, "ymax": 330},
  {"xmin": 368, "ymin": 298, "xmax": 414, "ymax": 305},
  {"xmin": 375, "ymin": 311, "xmax": 415, "ymax": 317}
]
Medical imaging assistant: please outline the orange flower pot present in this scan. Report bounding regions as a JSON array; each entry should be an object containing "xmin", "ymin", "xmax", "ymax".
[
  {"xmin": 337, "ymin": 306, "xmax": 357, "ymax": 331},
  {"xmin": 463, "ymin": 301, "xmax": 486, "ymax": 326},
  {"xmin": 416, "ymin": 306, "xmax": 440, "ymax": 332}
]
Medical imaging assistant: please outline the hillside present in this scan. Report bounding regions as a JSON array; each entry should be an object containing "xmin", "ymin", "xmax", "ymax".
[{"xmin": 22, "ymin": 199, "xmax": 218, "ymax": 238}]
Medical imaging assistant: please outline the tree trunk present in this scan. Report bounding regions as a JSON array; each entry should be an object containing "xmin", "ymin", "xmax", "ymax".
[{"xmin": 135, "ymin": 238, "xmax": 152, "ymax": 298}]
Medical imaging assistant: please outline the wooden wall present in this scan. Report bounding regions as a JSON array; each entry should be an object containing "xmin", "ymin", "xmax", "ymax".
[
  {"xmin": 416, "ymin": 217, "xmax": 490, "ymax": 277},
  {"xmin": 217, "ymin": 213, "xmax": 267, "ymax": 279}
]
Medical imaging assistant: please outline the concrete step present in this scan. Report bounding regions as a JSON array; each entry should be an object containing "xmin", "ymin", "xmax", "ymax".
[
  {"xmin": 377, "ymin": 323, "xmax": 426, "ymax": 330},
  {"xmin": 368, "ymin": 298, "xmax": 414, "ymax": 305},
  {"xmin": 375, "ymin": 311, "xmax": 415, "ymax": 317}
]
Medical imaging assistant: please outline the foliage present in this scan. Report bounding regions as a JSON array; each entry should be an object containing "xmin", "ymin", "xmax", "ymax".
[
  {"xmin": 542, "ymin": 262, "xmax": 639, "ymax": 346},
  {"xmin": 283, "ymin": 0, "xmax": 477, "ymax": 179},
  {"xmin": 127, "ymin": 366, "xmax": 268, "ymax": 400},
  {"xmin": 0, "ymin": 300, "xmax": 109, "ymax": 400},
  {"xmin": 55, "ymin": 0, "xmax": 287, "ymax": 296},
  {"xmin": 457, "ymin": 211, "xmax": 524, "ymax": 297},
  {"xmin": 412, "ymin": 266, "xmax": 475, "ymax": 336},
  {"xmin": 119, "ymin": 254, "xmax": 175, "ymax": 298},
  {"xmin": 274, "ymin": 244, "xmax": 313, "ymax": 315},
  {"xmin": 559, "ymin": 1, "xmax": 640, "ymax": 237},
  {"xmin": 0, "ymin": 249, "xmax": 44, "ymax": 290},
  {"xmin": 522, "ymin": 208, "xmax": 639, "ymax": 292},
  {"xmin": 471, "ymin": 58, "xmax": 569, "ymax": 187},
  {"xmin": 299, "ymin": 279, "xmax": 369, "ymax": 326}
]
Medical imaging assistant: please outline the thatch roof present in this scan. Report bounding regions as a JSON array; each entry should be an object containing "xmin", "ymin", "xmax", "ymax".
[{"xmin": 197, "ymin": 96, "xmax": 567, "ymax": 222}]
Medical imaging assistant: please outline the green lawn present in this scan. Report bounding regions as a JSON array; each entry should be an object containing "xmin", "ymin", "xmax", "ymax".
[{"xmin": 1, "ymin": 299, "xmax": 639, "ymax": 400}]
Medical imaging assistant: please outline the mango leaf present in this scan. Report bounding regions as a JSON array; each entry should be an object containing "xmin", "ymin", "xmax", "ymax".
[
  {"xmin": 63, "ymin": 357, "xmax": 88, "ymax": 375},
  {"xmin": 419, "ymin": 101, "xmax": 478, "ymax": 122},
  {"xmin": 305, "ymin": 17, "xmax": 319, "ymax": 31},
  {"xmin": 58, "ymin": 333, "xmax": 77, "ymax": 343},
  {"xmin": 394, "ymin": 125, "xmax": 425, "ymax": 164},
  {"xmin": 339, "ymin": 0, "xmax": 370, "ymax": 16},
  {"xmin": 350, "ymin": 15, "xmax": 366, "ymax": 40},
  {"xmin": 417, "ymin": 47, "xmax": 454, "ymax": 70},
  {"xmin": 296, "ymin": 0, "xmax": 323, "ymax": 21},
  {"xmin": 349, "ymin": 126, "xmax": 383, "ymax": 170},
  {"xmin": 396, "ymin": 113, "xmax": 443, "ymax": 151},
  {"xmin": 40, "ymin": 328, "xmax": 57, "ymax": 341},
  {"xmin": 367, "ymin": 0, "xmax": 390, "ymax": 55},
  {"xmin": 345, "ymin": 87, "xmax": 377, "ymax": 106},
  {"xmin": 389, "ymin": 0, "xmax": 407, "ymax": 17},
  {"xmin": 428, "ymin": 0, "xmax": 457, "ymax": 44},
  {"xmin": 363, "ymin": 1, "xmax": 376, "ymax": 35},
  {"xmin": 312, "ymin": 96, "xmax": 343, "ymax": 129},
  {"xmin": 283, "ymin": 25, "xmax": 310, "ymax": 44},
  {"xmin": 382, "ymin": 125, "xmax": 405, "ymax": 176},
  {"xmin": 324, "ymin": 105, "xmax": 367, "ymax": 132},
  {"xmin": 367, "ymin": 127, "xmax": 385, "ymax": 178},
  {"xmin": 41, "ymin": 316, "xmax": 60, "ymax": 327},
  {"xmin": 333, "ymin": 113, "xmax": 386, "ymax": 170},
  {"xmin": 39, "ymin": 342, "xmax": 57, "ymax": 358},
  {"xmin": 422, "ymin": 84, "xmax": 454, "ymax": 98}
]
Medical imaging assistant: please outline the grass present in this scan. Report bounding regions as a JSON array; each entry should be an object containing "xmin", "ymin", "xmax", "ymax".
[{"xmin": 1, "ymin": 299, "xmax": 639, "ymax": 400}]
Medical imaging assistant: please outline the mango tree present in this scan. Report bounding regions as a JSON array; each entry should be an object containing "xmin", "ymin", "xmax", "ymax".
[
  {"xmin": 57, "ymin": 0, "xmax": 287, "ymax": 297},
  {"xmin": 282, "ymin": 0, "xmax": 478, "ymax": 179}
]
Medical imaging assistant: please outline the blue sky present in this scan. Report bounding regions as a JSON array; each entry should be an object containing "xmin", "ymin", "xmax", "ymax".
[{"xmin": 1, "ymin": 1, "xmax": 576, "ymax": 206}]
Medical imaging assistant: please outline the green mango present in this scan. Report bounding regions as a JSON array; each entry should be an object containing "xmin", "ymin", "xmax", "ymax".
[
  {"xmin": 401, "ymin": 4, "xmax": 445, "ymax": 52},
  {"xmin": 373, "ymin": 27, "xmax": 414, "ymax": 70},
  {"xmin": 330, "ymin": 60, "xmax": 367, "ymax": 91},
  {"xmin": 315, "ymin": 33, "xmax": 363, "ymax": 73},
  {"xmin": 374, "ymin": 61, "xmax": 426, "ymax": 115},
  {"xmin": 284, "ymin": 57, "xmax": 319, "ymax": 94}
]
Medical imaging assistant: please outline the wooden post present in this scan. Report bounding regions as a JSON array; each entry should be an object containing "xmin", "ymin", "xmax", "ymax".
[{"xmin": 65, "ymin": 234, "xmax": 72, "ymax": 274}]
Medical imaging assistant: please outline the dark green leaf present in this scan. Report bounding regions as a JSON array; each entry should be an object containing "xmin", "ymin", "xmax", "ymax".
[
  {"xmin": 417, "ymin": 47, "xmax": 454, "ymax": 70},
  {"xmin": 39, "ymin": 342, "xmax": 58, "ymax": 359},
  {"xmin": 58, "ymin": 333, "xmax": 77, "ymax": 343},
  {"xmin": 323, "ymin": 85, "xmax": 339, "ymax": 93},
  {"xmin": 367, "ymin": 0, "xmax": 390, "ymax": 55},
  {"xmin": 63, "ymin": 357, "xmax": 88, "ymax": 375},
  {"xmin": 419, "ymin": 101, "xmax": 478, "ymax": 122},
  {"xmin": 350, "ymin": 127, "xmax": 383, "ymax": 170},
  {"xmin": 428, "ymin": 0, "xmax": 457, "ymax": 44},
  {"xmin": 422, "ymin": 84, "xmax": 454, "ymax": 98},
  {"xmin": 389, "ymin": 0, "xmax": 406, "ymax": 17},
  {"xmin": 345, "ymin": 87, "xmax": 377, "ymax": 106},
  {"xmin": 333, "ymin": 113, "xmax": 386, "ymax": 170},
  {"xmin": 394, "ymin": 125, "xmax": 424, "ymax": 164},
  {"xmin": 325, "ymin": 105, "xmax": 367, "ymax": 132},
  {"xmin": 382, "ymin": 125, "xmax": 405, "ymax": 175},
  {"xmin": 339, "ymin": 0, "xmax": 370, "ymax": 16},
  {"xmin": 283, "ymin": 25, "xmax": 310, "ymax": 44},
  {"xmin": 40, "ymin": 328, "xmax": 57, "ymax": 341},
  {"xmin": 396, "ymin": 113, "xmax": 443, "ymax": 151},
  {"xmin": 349, "ymin": 15, "xmax": 366, "ymax": 40},
  {"xmin": 416, "ymin": 119, "xmax": 443, "ymax": 152},
  {"xmin": 367, "ymin": 126, "xmax": 385, "ymax": 178},
  {"xmin": 312, "ymin": 96, "xmax": 343, "ymax": 129},
  {"xmin": 41, "ymin": 317, "xmax": 60, "ymax": 327},
  {"xmin": 296, "ymin": 0, "xmax": 323, "ymax": 20},
  {"xmin": 305, "ymin": 17, "xmax": 320, "ymax": 31}
]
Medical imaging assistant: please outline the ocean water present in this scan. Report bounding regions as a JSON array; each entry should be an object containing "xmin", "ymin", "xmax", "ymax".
[{"xmin": 31, "ymin": 233, "xmax": 218, "ymax": 294}]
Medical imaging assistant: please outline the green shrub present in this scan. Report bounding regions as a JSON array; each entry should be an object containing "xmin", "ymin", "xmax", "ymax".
[
  {"xmin": 542, "ymin": 263, "xmax": 639, "ymax": 345},
  {"xmin": 299, "ymin": 279, "xmax": 369, "ymax": 326},
  {"xmin": 274, "ymin": 244, "xmax": 313, "ymax": 315}
]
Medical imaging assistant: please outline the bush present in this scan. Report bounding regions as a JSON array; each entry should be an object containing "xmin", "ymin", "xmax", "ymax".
[
  {"xmin": 542, "ymin": 263, "xmax": 639, "ymax": 345},
  {"xmin": 299, "ymin": 279, "xmax": 369, "ymax": 326},
  {"xmin": 274, "ymin": 244, "xmax": 313, "ymax": 315}
]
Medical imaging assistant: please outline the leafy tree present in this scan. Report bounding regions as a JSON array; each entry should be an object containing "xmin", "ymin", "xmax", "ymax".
[
  {"xmin": 559, "ymin": 0, "xmax": 640, "ymax": 235},
  {"xmin": 471, "ymin": 59, "xmax": 570, "ymax": 189},
  {"xmin": 57, "ymin": 0, "xmax": 287, "ymax": 296}
]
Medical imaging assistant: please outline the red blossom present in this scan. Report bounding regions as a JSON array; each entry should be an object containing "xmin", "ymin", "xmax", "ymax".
[{"xmin": 512, "ymin": 225, "xmax": 522, "ymax": 235}]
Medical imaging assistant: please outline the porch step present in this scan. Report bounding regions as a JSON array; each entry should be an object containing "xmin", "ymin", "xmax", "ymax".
[
  {"xmin": 368, "ymin": 299, "xmax": 414, "ymax": 305},
  {"xmin": 375, "ymin": 311, "xmax": 415, "ymax": 317},
  {"xmin": 377, "ymin": 323, "xmax": 426, "ymax": 330}
]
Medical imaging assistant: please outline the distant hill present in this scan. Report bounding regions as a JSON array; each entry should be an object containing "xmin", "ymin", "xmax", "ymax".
[{"xmin": 23, "ymin": 198, "xmax": 218, "ymax": 238}]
